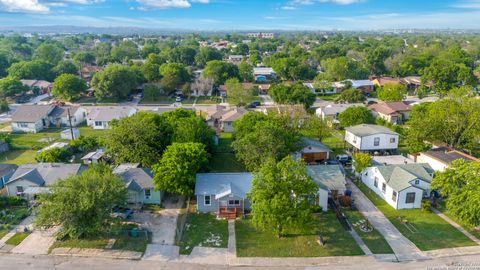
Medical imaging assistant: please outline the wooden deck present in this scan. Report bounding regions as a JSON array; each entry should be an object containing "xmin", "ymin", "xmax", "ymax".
[{"xmin": 218, "ymin": 206, "xmax": 243, "ymax": 219}]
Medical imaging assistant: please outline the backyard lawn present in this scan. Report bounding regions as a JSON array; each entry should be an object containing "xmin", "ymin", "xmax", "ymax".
[
  {"xmin": 343, "ymin": 208, "xmax": 393, "ymax": 254},
  {"xmin": 209, "ymin": 133, "xmax": 246, "ymax": 172},
  {"xmin": 322, "ymin": 130, "xmax": 346, "ymax": 156},
  {"xmin": 178, "ymin": 213, "xmax": 228, "ymax": 255},
  {"xmin": 0, "ymin": 150, "xmax": 37, "ymax": 165},
  {"xmin": 316, "ymin": 94, "xmax": 339, "ymax": 101},
  {"xmin": 235, "ymin": 211, "xmax": 363, "ymax": 257},
  {"xmin": 5, "ymin": 232, "xmax": 31, "ymax": 246},
  {"xmin": 356, "ymin": 182, "xmax": 476, "ymax": 251}
]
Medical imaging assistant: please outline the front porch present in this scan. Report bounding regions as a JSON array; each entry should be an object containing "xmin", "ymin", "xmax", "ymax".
[{"xmin": 217, "ymin": 198, "xmax": 245, "ymax": 220}]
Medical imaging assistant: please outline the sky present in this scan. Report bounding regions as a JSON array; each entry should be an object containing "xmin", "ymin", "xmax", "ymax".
[{"xmin": 1, "ymin": 0, "xmax": 480, "ymax": 30}]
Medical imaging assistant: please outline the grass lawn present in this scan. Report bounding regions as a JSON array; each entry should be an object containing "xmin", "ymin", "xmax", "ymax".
[
  {"xmin": 139, "ymin": 95, "xmax": 174, "ymax": 105},
  {"xmin": 178, "ymin": 213, "xmax": 228, "ymax": 255},
  {"xmin": 5, "ymin": 232, "xmax": 31, "ymax": 246},
  {"xmin": 316, "ymin": 94, "xmax": 339, "ymax": 101},
  {"xmin": 0, "ymin": 228, "xmax": 8, "ymax": 239},
  {"xmin": 343, "ymin": 208, "xmax": 393, "ymax": 254},
  {"xmin": 186, "ymin": 96, "xmax": 221, "ymax": 105},
  {"xmin": 0, "ymin": 150, "xmax": 37, "ymax": 165},
  {"xmin": 76, "ymin": 125, "xmax": 107, "ymax": 139},
  {"xmin": 436, "ymin": 201, "xmax": 480, "ymax": 239},
  {"xmin": 235, "ymin": 211, "xmax": 363, "ymax": 257},
  {"xmin": 356, "ymin": 182, "xmax": 476, "ymax": 251},
  {"xmin": 209, "ymin": 133, "xmax": 246, "ymax": 172},
  {"xmin": 322, "ymin": 131, "xmax": 346, "ymax": 156},
  {"xmin": 9, "ymin": 129, "xmax": 63, "ymax": 149}
]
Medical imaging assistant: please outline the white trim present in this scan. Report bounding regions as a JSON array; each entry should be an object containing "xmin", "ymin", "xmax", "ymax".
[{"xmin": 204, "ymin": 195, "xmax": 211, "ymax": 206}]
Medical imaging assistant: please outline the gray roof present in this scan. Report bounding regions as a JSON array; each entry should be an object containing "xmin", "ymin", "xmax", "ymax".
[
  {"xmin": 376, "ymin": 163, "xmax": 434, "ymax": 191},
  {"xmin": 7, "ymin": 163, "xmax": 83, "ymax": 186},
  {"xmin": 299, "ymin": 137, "xmax": 331, "ymax": 153},
  {"xmin": 11, "ymin": 105, "xmax": 53, "ymax": 123},
  {"xmin": 306, "ymin": 165, "xmax": 346, "ymax": 191},
  {"xmin": 50, "ymin": 106, "xmax": 82, "ymax": 119},
  {"xmin": 318, "ymin": 103, "xmax": 364, "ymax": 116},
  {"xmin": 0, "ymin": 164, "xmax": 18, "ymax": 177},
  {"xmin": 345, "ymin": 124, "xmax": 399, "ymax": 137},
  {"xmin": 116, "ymin": 167, "xmax": 154, "ymax": 190},
  {"xmin": 195, "ymin": 173, "xmax": 253, "ymax": 199},
  {"xmin": 421, "ymin": 147, "xmax": 479, "ymax": 165},
  {"xmin": 87, "ymin": 106, "xmax": 136, "ymax": 122}
]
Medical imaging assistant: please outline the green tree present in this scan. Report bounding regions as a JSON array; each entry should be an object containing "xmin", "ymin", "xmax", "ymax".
[
  {"xmin": 53, "ymin": 60, "xmax": 78, "ymax": 77},
  {"xmin": 238, "ymin": 61, "xmax": 253, "ymax": 82},
  {"xmin": 269, "ymin": 83, "xmax": 316, "ymax": 109},
  {"xmin": 0, "ymin": 77, "xmax": 29, "ymax": 98},
  {"xmin": 335, "ymin": 88, "xmax": 365, "ymax": 103},
  {"xmin": 91, "ymin": 64, "xmax": 137, "ymax": 101},
  {"xmin": 140, "ymin": 43, "xmax": 160, "ymax": 59},
  {"xmin": 353, "ymin": 152, "xmax": 372, "ymax": 173},
  {"xmin": 143, "ymin": 84, "xmax": 163, "ymax": 101},
  {"xmin": 33, "ymin": 44, "xmax": 64, "ymax": 65},
  {"xmin": 422, "ymin": 58, "xmax": 476, "ymax": 95},
  {"xmin": 73, "ymin": 51, "xmax": 96, "ymax": 67},
  {"xmin": 159, "ymin": 63, "xmax": 190, "ymax": 94},
  {"xmin": 302, "ymin": 116, "xmax": 331, "ymax": 142},
  {"xmin": 338, "ymin": 106, "xmax": 374, "ymax": 128},
  {"xmin": 431, "ymin": 160, "xmax": 480, "ymax": 227},
  {"xmin": 320, "ymin": 57, "xmax": 368, "ymax": 81},
  {"xmin": 0, "ymin": 52, "xmax": 11, "ymax": 77},
  {"xmin": 250, "ymin": 157, "xmax": 318, "ymax": 238},
  {"xmin": 225, "ymin": 78, "xmax": 253, "ymax": 106},
  {"xmin": 203, "ymin": 60, "xmax": 239, "ymax": 85},
  {"xmin": 35, "ymin": 147, "xmax": 71, "ymax": 162},
  {"xmin": 7, "ymin": 61, "xmax": 54, "ymax": 81},
  {"xmin": 153, "ymin": 142, "xmax": 209, "ymax": 196},
  {"xmin": 111, "ymin": 41, "xmax": 139, "ymax": 63},
  {"xmin": 195, "ymin": 47, "xmax": 223, "ymax": 67},
  {"xmin": 52, "ymin": 74, "xmax": 87, "ymax": 101},
  {"xmin": 103, "ymin": 112, "xmax": 173, "ymax": 167},
  {"xmin": 377, "ymin": 83, "xmax": 407, "ymax": 102},
  {"xmin": 35, "ymin": 164, "xmax": 127, "ymax": 239}
]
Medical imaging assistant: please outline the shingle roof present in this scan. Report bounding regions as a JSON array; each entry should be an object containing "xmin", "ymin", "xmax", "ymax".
[
  {"xmin": 368, "ymin": 102, "xmax": 411, "ymax": 115},
  {"xmin": 116, "ymin": 168, "xmax": 154, "ymax": 190},
  {"xmin": 345, "ymin": 124, "xmax": 399, "ymax": 137},
  {"xmin": 0, "ymin": 164, "xmax": 18, "ymax": 177},
  {"xmin": 87, "ymin": 106, "xmax": 136, "ymax": 122},
  {"xmin": 376, "ymin": 163, "xmax": 434, "ymax": 191},
  {"xmin": 195, "ymin": 173, "xmax": 253, "ymax": 198},
  {"xmin": 421, "ymin": 147, "xmax": 479, "ymax": 165},
  {"xmin": 299, "ymin": 137, "xmax": 331, "ymax": 153},
  {"xmin": 11, "ymin": 105, "xmax": 53, "ymax": 122},
  {"xmin": 49, "ymin": 106, "xmax": 82, "ymax": 119},
  {"xmin": 222, "ymin": 107, "xmax": 247, "ymax": 122},
  {"xmin": 318, "ymin": 103, "xmax": 364, "ymax": 116},
  {"xmin": 306, "ymin": 165, "xmax": 346, "ymax": 191},
  {"xmin": 7, "ymin": 163, "xmax": 83, "ymax": 186}
]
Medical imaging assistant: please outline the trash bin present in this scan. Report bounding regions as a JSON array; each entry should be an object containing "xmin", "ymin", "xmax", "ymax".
[{"xmin": 130, "ymin": 228, "xmax": 139, "ymax": 237}]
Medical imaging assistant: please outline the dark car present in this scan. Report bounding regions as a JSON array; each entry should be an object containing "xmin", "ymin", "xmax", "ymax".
[
  {"xmin": 251, "ymin": 101, "xmax": 261, "ymax": 107},
  {"xmin": 325, "ymin": 159, "xmax": 341, "ymax": 165},
  {"xmin": 126, "ymin": 95, "xmax": 134, "ymax": 102},
  {"xmin": 111, "ymin": 206, "xmax": 133, "ymax": 219},
  {"xmin": 336, "ymin": 155, "xmax": 352, "ymax": 165}
]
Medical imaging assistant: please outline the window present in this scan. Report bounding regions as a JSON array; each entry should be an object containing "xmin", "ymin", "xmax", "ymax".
[
  {"xmin": 204, "ymin": 195, "xmax": 211, "ymax": 206},
  {"xmin": 374, "ymin": 137, "xmax": 380, "ymax": 146},
  {"xmin": 18, "ymin": 122, "xmax": 28, "ymax": 128},
  {"xmin": 414, "ymin": 180, "xmax": 420, "ymax": 185},
  {"xmin": 16, "ymin": 186, "xmax": 24, "ymax": 193},
  {"xmin": 382, "ymin": 183, "xmax": 386, "ymax": 194},
  {"xmin": 405, "ymin": 192, "xmax": 416, "ymax": 204},
  {"xmin": 144, "ymin": 189, "xmax": 151, "ymax": 199},
  {"xmin": 374, "ymin": 177, "xmax": 378, "ymax": 188},
  {"xmin": 94, "ymin": 121, "xmax": 103, "ymax": 127},
  {"xmin": 392, "ymin": 191, "xmax": 397, "ymax": 202},
  {"xmin": 390, "ymin": 138, "xmax": 396, "ymax": 143},
  {"xmin": 228, "ymin": 200, "xmax": 240, "ymax": 206}
]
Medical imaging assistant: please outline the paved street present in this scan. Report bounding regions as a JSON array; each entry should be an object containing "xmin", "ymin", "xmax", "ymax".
[{"xmin": 347, "ymin": 179, "xmax": 426, "ymax": 261}]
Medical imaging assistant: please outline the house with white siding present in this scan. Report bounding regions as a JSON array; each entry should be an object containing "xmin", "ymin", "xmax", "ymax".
[
  {"xmin": 361, "ymin": 163, "xmax": 434, "ymax": 209},
  {"xmin": 86, "ymin": 106, "xmax": 137, "ymax": 129},
  {"xmin": 344, "ymin": 124, "xmax": 399, "ymax": 154},
  {"xmin": 11, "ymin": 105, "xmax": 55, "ymax": 133}
]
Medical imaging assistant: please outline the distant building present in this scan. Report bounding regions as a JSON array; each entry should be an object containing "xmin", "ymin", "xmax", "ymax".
[
  {"xmin": 247, "ymin": 32, "xmax": 274, "ymax": 39},
  {"xmin": 253, "ymin": 67, "xmax": 276, "ymax": 83},
  {"xmin": 20, "ymin": 79, "xmax": 53, "ymax": 94},
  {"xmin": 368, "ymin": 102, "xmax": 411, "ymax": 124},
  {"xmin": 416, "ymin": 147, "xmax": 480, "ymax": 172},
  {"xmin": 227, "ymin": 55, "xmax": 244, "ymax": 65}
]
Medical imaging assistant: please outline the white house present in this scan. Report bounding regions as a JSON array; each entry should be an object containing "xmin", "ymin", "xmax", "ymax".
[
  {"xmin": 415, "ymin": 147, "xmax": 480, "ymax": 172},
  {"xmin": 11, "ymin": 105, "xmax": 55, "ymax": 133},
  {"xmin": 315, "ymin": 103, "xmax": 365, "ymax": 125},
  {"xmin": 49, "ymin": 106, "xmax": 87, "ymax": 127},
  {"xmin": 361, "ymin": 163, "xmax": 434, "ymax": 209},
  {"xmin": 344, "ymin": 124, "xmax": 399, "ymax": 153},
  {"xmin": 86, "ymin": 106, "xmax": 137, "ymax": 129}
]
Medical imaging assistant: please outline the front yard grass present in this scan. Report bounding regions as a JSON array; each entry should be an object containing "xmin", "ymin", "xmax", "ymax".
[
  {"xmin": 343, "ymin": 208, "xmax": 393, "ymax": 254},
  {"xmin": 436, "ymin": 201, "xmax": 480, "ymax": 239},
  {"xmin": 178, "ymin": 213, "xmax": 228, "ymax": 255},
  {"xmin": 209, "ymin": 133, "xmax": 246, "ymax": 172},
  {"xmin": 356, "ymin": 181, "xmax": 476, "ymax": 251},
  {"xmin": 5, "ymin": 232, "xmax": 31, "ymax": 246},
  {"xmin": 235, "ymin": 211, "xmax": 363, "ymax": 257},
  {"xmin": 0, "ymin": 228, "xmax": 9, "ymax": 239}
]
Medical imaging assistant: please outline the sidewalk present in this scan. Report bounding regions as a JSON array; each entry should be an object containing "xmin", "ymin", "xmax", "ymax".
[
  {"xmin": 347, "ymin": 179, "xmax": 426, "ymax": 261},
  {"xmin": 51, "ymin": 247, "xmax": 142, "ymax": 260}
]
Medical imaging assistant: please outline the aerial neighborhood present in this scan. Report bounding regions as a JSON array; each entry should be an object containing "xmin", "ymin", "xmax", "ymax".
[{"xmin": 0, "ymin": 27, "xmax": 479, "ymax": 269}]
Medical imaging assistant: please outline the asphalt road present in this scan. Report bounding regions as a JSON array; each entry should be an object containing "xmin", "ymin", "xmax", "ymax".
[{"xmin": 1, "ymin": 253, "xmax": 480, "ymax": 270}]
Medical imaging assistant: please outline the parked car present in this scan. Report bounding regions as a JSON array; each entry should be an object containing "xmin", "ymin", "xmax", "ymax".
[
  {"xmin": 175, "ymin": 96, "xmax": 183, "ymax": 103},
  {"xmin": 111, "ymin": 206, "xmax": 133, "ymax": 219},
  {"xmin": 336, "ymin": 155, "xmax": 352, "ymax": 165},
  {"xmin": 325, "ymin": 159, "xmax": 341, "ymax": 165}
]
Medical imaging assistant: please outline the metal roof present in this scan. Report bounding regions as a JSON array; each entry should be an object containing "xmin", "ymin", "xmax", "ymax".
[
  {"xmin": 306, "ymin": 165, "xmax": 346, "ymax": 191},
  {"xmin": 195, "ymin": 173, "xmax": 253, "ymax": 198},
  {"xmin": 345, "ymin": 124, "xmax": 399, "ymax": 137}
]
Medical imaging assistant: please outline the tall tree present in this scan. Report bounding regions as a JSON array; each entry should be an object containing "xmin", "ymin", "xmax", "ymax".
[
  {"xmin": 377, "ymin": 83, "xmax": 407, "ymax": 102},
  {"xmin": 153, "ymin": 142, "xmax": 209, "ymax": 196},
  {"xmin": 302, "ymin": 116, "xmax": 331, "ymax": 142},
  {"xmin": 338, "ymin": 106, "xmax": 374, "ymax": 128},
  {"xmin": 53, "ymin": 60, "xmax": 79, "ymax": 77},
  {"xmin": 335, "ymin": 88, "xmax": 365, "ymax": 104},
  {"xmin": 195, "ymin": 47, "xmax": 223, "ymax": 67},
  {"xmin": 33, "ymin": 44, "xmax": 64, "ymax": 66},
  {"xmin": 203, "ymin": 60, "xmax": 239, "ymax": 85},
  {"xmin": 7, "ymin": 61, "xmax": 54, "ymax": 81},
  {"xmin": 250, "ymin": 157, "xmax": 318, "ymax": 238},
  {"xmin": 225, "ymin": 78, "xmax": 253, "ymax": 106},
  {"xmin": 159, "ymin": 63, "xmax": 190, "ymax": 94},
  {"xmin": 35, "ymin": 164, "xmax": 127, "ymax": 239},
  {"xmin": 353, "ymin": 152, "xmax": 372, "ymax": 173},
  {"xmin": 91, "ymin": 64, "xmax": 137, "ymax": 101},
  {"xmin": 269, "ymin": 83, "xmax": 316, "ymax": 109},
  {"xmin": 0, "ymin": 77, "xmax": 29, "ymax": 98},
  {"xmin": 52, "ymin": 74, "xmax": 87, "ymax": 101}
]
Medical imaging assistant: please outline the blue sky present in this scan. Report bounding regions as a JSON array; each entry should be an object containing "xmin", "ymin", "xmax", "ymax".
[{"xmin": 1, "ymin": 0, "xmax": 480, "ymax": 30}]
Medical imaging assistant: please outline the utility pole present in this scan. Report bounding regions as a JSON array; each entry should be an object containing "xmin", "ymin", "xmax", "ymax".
[{"xmin": 67, "ymin": 108, "xmax": 75, "ymax": 140}]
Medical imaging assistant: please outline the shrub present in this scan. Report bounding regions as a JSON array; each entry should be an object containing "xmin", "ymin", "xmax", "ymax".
[
  {"xmin": 311, "ymin": 205, "xmax": 323, "ymax": 213},
  {"xmin": 36, "ymin": 147, "xmax": 72, "ymax": 162},
  {"xmin": 338, "ymin": 195, "xmax": 353, "ymax": 207},
  {"xmin": 421, "ymin": 200, "xmax": 431, "ymax": 212}
]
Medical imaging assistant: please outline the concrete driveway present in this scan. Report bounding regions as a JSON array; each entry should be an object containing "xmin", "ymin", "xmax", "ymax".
[{"xmin": 11, "ymin": 226, "xmax": 58, "ymax": 255}]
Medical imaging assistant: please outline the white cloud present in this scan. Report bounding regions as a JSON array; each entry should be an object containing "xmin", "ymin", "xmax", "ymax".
[
  {"xmin": 452, "ymin": 0, "xmax": 480, "ymax": 8},
  {"xmin": 0, "ymin": 0, "xmax": 49, "ymax": 13},
  {"xmin": 281, "ymin": 0, "xmax": 363, "ymax": 11},
  {"xmin": 319, "ymin": 0, "xmax": 363, "ymax": 4},
  {"xmin": 135, "ymin": 0, "xmax": 210, "ymax": 9}
]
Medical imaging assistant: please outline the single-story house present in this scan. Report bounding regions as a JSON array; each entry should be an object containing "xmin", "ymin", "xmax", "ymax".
[
  {"xmin": 253, "ymin": 67, "xmax": 276, "ymax": 83},
  {"xmin": 368, "ymin": 102, "xmax": 411, "ymax": 124},
  {"xmin": 370, "ymin": 77, "xmax": 402, "ymax": 87},
  {"xmin": 306, "ymin": 165, "xmax": 346, "ymax": 212},
  {"xmin": 20, "ymin": 79, "xmax": 53, "ymax": 94},
  {"xmin": 361, "ymin": 163, "xmax": 434, "ymax": 209},
  {"xmin": 400, "ymin": 76, "xmax": 423, "ymax": 90},
  {"xmin": 113, "ymin": 163, "xmax": 161, "ymax": 205},
  {"xmin": 206, "ymin": 106, "xmax": 247, "ymax": 133},
  {"xmin": 0, "ymin": 164, "xmax": 18, "ymax": 189},
  {"xmin": 227, "ymin": 55, "xmax": 244, "ymax": 64},
  {"xmin": 315, "ymin": 103, "xmax": 365, "ymax": 125},
  {"xmin": 49, "ymin": 106, "xmax": 87, "ymax": 127},
  {"xmin": 4, "ymin": 163, "xmax": 83, "ymax": 198},
  {"xmin": 344, "ymin": 124, "xmax": 399, "ymax": 154},
  {"xmin": 415, "ymin": 147, "xmax": 480, "ymax": 172},
  {"xmin": 195, "ymin": 173, "xmax": 252, "ymax": 219},
  {"xmin": 81, "ymin": 149, "xmax": 106, "ymax": 164},
  {"xmin": 296, "ymin": 137, "xmax": 332, "ymax": 164},
  {"xmin": 371, "ymin": 155, "xmax": 416, "ymax": 166},
  {"xmin": 11, "ymin": 105, "xmax": 55, "ymax": 133},
  {"xmin": 349, "ymin": 80, "xmax": 375, "ymax": 93},
  {"xmin": 86, "ymin": 106, "xmax": 137, "ymax": 129}
]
